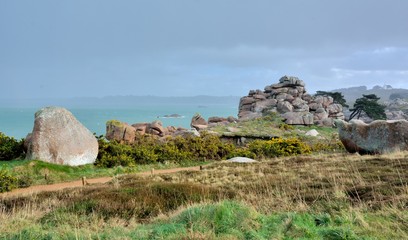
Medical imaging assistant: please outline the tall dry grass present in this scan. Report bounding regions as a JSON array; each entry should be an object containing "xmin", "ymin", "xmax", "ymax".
[{"xmin": 1, "ymin": 152, "xmax": 407, "ymax": 238}]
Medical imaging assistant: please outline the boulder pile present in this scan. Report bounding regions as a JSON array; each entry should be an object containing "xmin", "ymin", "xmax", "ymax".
[
  {"xmin": 106, "ymin": 120, "xmax": 196, "ymax": 143},
  {"xmin": 238, "ymin": 76, "xmax": 345, "ymax": 126},
  {"xmin": 335, "ymin": 119, "xmax": 408, "ymax": 154},
  {"xmin": 191, "ymin": 114, "xmax": 237, "ymax": 131},
  {"xmin": 25, "ymin": 107, "xmax": 98, "ymax": 166}
]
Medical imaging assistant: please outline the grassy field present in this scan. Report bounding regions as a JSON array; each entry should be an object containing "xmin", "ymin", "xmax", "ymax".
[
  {"xmin": 0, "ymin": 159, "xmax": 209, "ymax": 187},
  {"xmin": 1, "ymin": 152, "xmax": 407, "ymax": 239}
]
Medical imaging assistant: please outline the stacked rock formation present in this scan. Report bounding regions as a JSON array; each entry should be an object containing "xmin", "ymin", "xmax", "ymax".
[
  {"xmin": 25, "ymin": 107, "xmax": 99, "ymax": 166},
  {"xmin": 238, "ymin": 76, "xmax": 344, "ymax": 126}
]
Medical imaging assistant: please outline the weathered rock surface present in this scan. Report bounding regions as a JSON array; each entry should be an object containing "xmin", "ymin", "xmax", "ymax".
[
  {"xmin": 305, "ymin": 129, "xmax": 319, "ymax": 137},
  {"xmin": 148, "ymin": 121, "xmax": 166, "ymax": 137},
  {"xmin": 191, "ymin": 113, "xmax": 208, "ymax": 131},
  {"xmin": 106, "ymin": 120, "xmax": 137, "ymax": 143},
  {"xmin": 238, "ymin": 75, "xmax": 344, "ymax": 125},
  {"xmin": 25, "ymin": 107, "xmax": 98, "ymax": 166},
  {"xmin": 227, "ymin": 157, "xmax": 258, "ymax": 163},
  {"xmin": 335, "ymin": 119, "xmax": 408, "ymax": 154},
  {"xmin": 107, "ymin": 119, "xmax": 200, "ymax": 139}
]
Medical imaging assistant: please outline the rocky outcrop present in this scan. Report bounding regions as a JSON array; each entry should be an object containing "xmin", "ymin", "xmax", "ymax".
[
  {"xmin": 106, "ymin": 120, "xmax": 137, "ymax": 143},
  {"xmin": 335, "ymin": 119, "xmax": 408, "ymax": 154},
  {"xmin": 25, "ymin": 107, "xmax": 98, "ymax": 166},
  {"xmin": 385, "ymin": 98, "xmax": 408, "ymax": 120},
  {"xmin": 238, "ymin": 76, "xmax": 344, "ymax": 126},
  {"xmin": 148, "ymin": 121, "xmax": 166, "ymax": 137},
  {"xmin": 190, "ymin": 113, "xmax": 208, "ymax": 131},
  {"xmin": 207, "ymin": 116, "xmax": 237, "ymax": 127},
  {"xmin": 106, "ymin": 120, "xmax": 197, "ymax": 141}
]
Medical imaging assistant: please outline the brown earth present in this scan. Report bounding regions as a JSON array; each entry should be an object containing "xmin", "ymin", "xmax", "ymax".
[{"xmin": 0, "ymin": 166, "xmax": 200, "ymax": 198}]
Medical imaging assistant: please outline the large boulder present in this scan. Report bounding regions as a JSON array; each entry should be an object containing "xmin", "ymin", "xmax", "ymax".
[
  {"xmin": 25, "ymin": 107, "xmax": 98, "ymax": 166},
  {"xmin": 132, "ymin": 123, "xmax": 149, "ymax": 135},
  {"xmin": 106, "ymin": 120, "xmax": 136, "ymax": 143},
  {"xmin": 282, "ymin": 112, "xmax": 314, "ymax": 125},
  {"xmin": 148, "ymin": 120, "xmax": 166, "ymax": 137},
  {"xmin": 191, "ymin": 113, "xmax": 208, "ymax": 131},
  {"xmin": 335, "ymin": 119, "xmax": 408, "ymax": 154}
]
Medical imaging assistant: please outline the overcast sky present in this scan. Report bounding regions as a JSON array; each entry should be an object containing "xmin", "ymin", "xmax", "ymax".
[{"xmin": 1, "ymin": 0, "xmax": 408, "ymax": 99}]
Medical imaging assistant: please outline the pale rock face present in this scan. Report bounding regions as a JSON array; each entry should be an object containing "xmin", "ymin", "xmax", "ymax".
[
  {"xmin": 277, "ymin": 101, "xmax": 294, "ymax": 113},
  {"xmin": 305, "ymin": 129, "xmax": 319, "ymax": 137},
  {"xmin": 335, "ymin": 119, "xmax": 408, "ymax": 154},
  {"xmin": 26, "ymin": 107, "xmax": 98, "ymax": 166}
]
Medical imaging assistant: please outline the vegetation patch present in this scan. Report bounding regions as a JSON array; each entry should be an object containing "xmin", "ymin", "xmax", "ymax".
[{"xmin": 0, "ymin": 132, "xmax": 25, "ymax": 160}]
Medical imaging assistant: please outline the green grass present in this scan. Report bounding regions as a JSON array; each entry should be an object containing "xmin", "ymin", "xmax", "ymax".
[
  {"xmin": 0, "ymin": 159, "xmax": 209, "ymax": 187},
  {"xmin": 1, "ymin": 153, "xmax": 407, "ymax": 239},
  {"xmin": 2, "ymin": 200, "xmax": 406, "ymax": 239},
  {"xmin": 209, "ymin": 114, "xmax": 342, "ymax": 154}
]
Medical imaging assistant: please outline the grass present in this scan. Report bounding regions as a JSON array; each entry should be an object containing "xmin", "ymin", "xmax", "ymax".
[
  {"xmin": 1, "ymin": 152, "xmax": 407, "ymax": 239},
  {"xmin": 210, "ymin": 113, "xmax": 339, "ymax": 139},
  {"xmin": 0, "ymin": 159, "xmax": 209, "ymax": 186}
]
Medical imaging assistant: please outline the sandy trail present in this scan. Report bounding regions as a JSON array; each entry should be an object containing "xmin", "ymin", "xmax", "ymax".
[{"xmin": 0, "ymin": 166, "xmax": 200, "ymax": 198}]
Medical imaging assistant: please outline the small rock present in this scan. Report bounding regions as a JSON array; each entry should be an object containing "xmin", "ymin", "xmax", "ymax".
[
  {"xmin": 227, "ymin": 157, "xmax": 258, "ymax": 163},
  {"xmin": 305, "ymin": 129, "xmax": 319, "ymax": 137}
]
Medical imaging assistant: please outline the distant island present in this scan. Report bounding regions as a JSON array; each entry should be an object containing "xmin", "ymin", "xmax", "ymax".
[{"xmin": 157, "ymin": 114, "xmax": 185, "ymax": 119}]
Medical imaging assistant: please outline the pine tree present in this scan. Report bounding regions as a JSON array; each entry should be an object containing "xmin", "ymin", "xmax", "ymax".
[{"xmin": 349, "ymin": 94, "xmax": 386, "ymax": 121}]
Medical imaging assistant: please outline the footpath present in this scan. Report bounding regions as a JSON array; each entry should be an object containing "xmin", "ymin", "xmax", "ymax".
[{"xmin": 0, "ymin": 166, "xmax": 200, "ymax": 198}]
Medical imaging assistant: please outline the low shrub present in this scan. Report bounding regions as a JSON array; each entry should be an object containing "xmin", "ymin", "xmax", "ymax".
[
  {"xmin": 0, "ymin": 132, "xmax": 25, "ymax": 160},
  {"xmin": 249, "ymin": 138, "xmax": 311, "ymax": 158},
  {"xmin": 0, "ymin": 169, "xmax": 17, "ymax": 193},
  {"xmin": 226, "ymin": 148, "xmax": 257, "ymax": 159},
  {"xmin": 37, "ymin": 181, "xmax": 227, "ymax": 224},
  {"xmin": 96, "ymin": 132, "xmax": 238, "ymax": 168},
  {"xmin": 96, "ymin": 133, "xmax": 321, "ymax": 167}
]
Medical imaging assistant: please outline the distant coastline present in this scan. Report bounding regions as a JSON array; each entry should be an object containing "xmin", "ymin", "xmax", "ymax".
[{"xmin": 0, "ymin": 95, "xmax": 241, "ymax": 109}]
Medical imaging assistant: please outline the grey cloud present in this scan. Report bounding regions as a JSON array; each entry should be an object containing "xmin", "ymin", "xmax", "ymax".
[{"xmin": 1, "ymin": 0, "xmax": 408, "ymax": 99}]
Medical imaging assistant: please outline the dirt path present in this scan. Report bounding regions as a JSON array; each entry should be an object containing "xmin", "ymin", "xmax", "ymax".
[{"xmin": 0, "ymin": 166, "xmax": 201, "ymax": 198}]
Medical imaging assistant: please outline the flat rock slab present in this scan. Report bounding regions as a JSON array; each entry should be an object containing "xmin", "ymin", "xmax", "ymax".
[{"xmin": 226, "ymin": 157, "xmax": 258, "ymax": 163}]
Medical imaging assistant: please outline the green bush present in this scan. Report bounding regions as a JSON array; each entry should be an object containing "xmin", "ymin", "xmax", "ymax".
[
  {"xmin": 226, "ymin": 148, "xmax": 257, "ymax": 159},
  {"xmin": 96, "ymin": 134, "xmax": 316, "ymax": 168},
  {"xmin": 249, "ymin": 138, "xmax": 311, "ymax": 158},
  {"xmin": 96, "ymin": 132, "xmax": 238, "ymax": 168},
  {"xmin": 0, "ymin": 169, "xmax": 17, "ymax": 193},
  {"xmin": 0, "ymin": 132, "xmax": 25, "ymax": 160}
]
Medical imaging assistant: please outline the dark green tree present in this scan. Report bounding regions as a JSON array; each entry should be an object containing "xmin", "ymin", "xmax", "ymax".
[
  {"xmin": 0, "ymin": 132, "xmax": 25, "ymax": 160},
  {"xmin": 315, "ymin": 91, "xmax": 349, "ymax": 108},
  {"xmin": 349, "ymin": 94, "xmax": 386, "ymax": 121}
]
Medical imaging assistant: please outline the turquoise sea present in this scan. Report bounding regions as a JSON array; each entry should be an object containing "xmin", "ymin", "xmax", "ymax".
[{"xmin": 0, "ymin": 105, "xmax": 238, "ymax": 139}]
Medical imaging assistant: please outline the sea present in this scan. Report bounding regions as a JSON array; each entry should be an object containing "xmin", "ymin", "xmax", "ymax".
[{"xmin": 0, "ymin": 104, "xmax": 238, "ymax": 139}]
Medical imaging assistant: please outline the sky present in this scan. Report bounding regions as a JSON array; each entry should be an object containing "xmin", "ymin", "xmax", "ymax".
[{"xmin": 1, "ymin": 0, "xmax": 408, "ymax": 99}]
